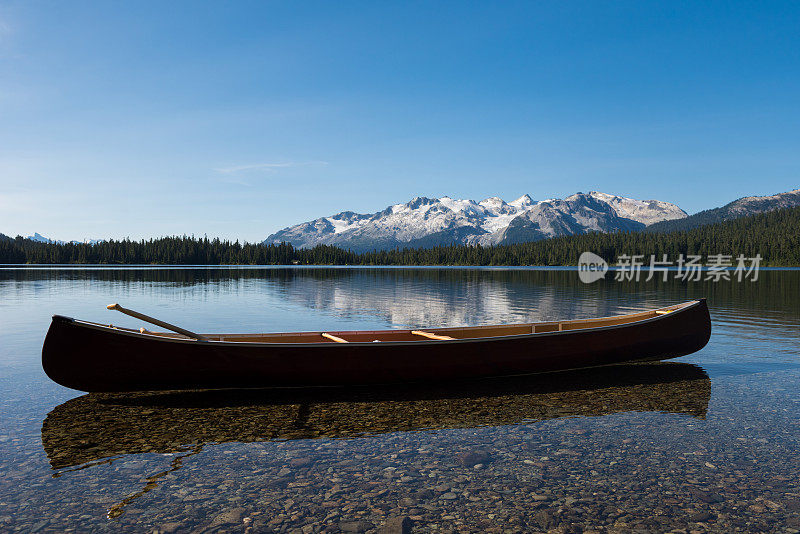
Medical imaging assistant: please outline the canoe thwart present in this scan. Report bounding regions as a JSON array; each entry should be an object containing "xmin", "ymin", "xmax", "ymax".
[
  {"xmin": 321, "ymin": 333, "xmax": 349, "ymax": 343},
  {"xmin": 411, "ymin": 330, "xmax": 455, "ymax": 341}
]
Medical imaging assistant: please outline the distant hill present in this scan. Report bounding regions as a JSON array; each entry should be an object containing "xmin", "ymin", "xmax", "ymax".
[{"xmin": 646, "ymin": 188, "xmax": 800, "ymax": 233}]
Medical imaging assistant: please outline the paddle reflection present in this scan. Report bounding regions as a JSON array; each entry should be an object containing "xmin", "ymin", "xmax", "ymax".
[{"xmin": 42, "ymin": 362, "xmax": 710, "ymax": 472}]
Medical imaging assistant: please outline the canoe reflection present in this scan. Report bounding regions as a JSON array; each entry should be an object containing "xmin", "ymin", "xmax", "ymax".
[{"xmin": 42, "ymin": 362, "xmax": 710, "ymax": 471}]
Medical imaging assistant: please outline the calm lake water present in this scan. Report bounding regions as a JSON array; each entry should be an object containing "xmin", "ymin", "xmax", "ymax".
[{"xmin": 1, "ymin": 266, "xmax": 799, "ymax": 533}]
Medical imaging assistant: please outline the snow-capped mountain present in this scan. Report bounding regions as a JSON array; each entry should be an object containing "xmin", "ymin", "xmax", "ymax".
[
  {"xmin": 25, "ymin": 233, "xmax": 104, "ymax": 245},
  {"xmin": 265, "ymin": 191, "xmax": 687, "ymax": 251},
  {"xmin": 27, "ymin": 232, "xmax": 56, "ymax": 243}
]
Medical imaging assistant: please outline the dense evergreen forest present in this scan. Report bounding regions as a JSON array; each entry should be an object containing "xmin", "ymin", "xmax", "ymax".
[{"xmin": 2, "ymin": 206, "xmax": 799, "ymax": 266}]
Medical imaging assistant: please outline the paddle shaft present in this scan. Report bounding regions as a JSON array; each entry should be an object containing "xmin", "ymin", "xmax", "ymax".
[{"xmin": 107, "ymin": 303, "xmax": 207, "ymax": 341}]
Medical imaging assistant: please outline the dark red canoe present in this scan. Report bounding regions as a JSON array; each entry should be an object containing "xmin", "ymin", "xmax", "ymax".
[{"xmin": 42, "ymin": 299, "xmax": 711, "ymax": 392}]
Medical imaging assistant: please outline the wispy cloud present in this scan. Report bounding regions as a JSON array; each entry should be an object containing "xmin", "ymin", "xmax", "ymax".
[
  {"xmin": 214, "ymin": 161, "xmax": 328, "ymax": 174},
  {"xmin": 0, "ymin": 15, "xmax": 12, "ymax": 44}
]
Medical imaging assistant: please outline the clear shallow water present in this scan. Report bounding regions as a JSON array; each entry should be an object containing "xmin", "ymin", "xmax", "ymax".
[{"xmin": 1, "ymin": 267, "xmax": 799, "ymax": 533}]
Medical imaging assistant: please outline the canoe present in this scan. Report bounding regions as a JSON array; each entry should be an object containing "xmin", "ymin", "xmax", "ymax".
[{"xmin": 42, "ymin": 299, "xmax": 711, "ymax": 392}]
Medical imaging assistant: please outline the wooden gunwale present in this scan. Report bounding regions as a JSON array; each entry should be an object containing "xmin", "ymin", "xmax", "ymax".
[{"xmin": 64, "ymin": 300, "xmax": 699, "ymax": 346}]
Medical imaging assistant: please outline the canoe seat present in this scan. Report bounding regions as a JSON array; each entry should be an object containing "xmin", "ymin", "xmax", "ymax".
[{"xmin": 411, "ymin": 330, "xmax": 455, "ymax": 341}]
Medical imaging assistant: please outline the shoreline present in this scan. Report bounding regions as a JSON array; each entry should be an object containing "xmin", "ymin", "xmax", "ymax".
[{"xmin": 2, "ymin": 264, "xmax": 800, "ymax": 270}]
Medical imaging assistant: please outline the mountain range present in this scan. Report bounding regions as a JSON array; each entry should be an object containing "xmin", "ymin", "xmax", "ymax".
[
  {"xmin": 24, "ymin": 233, "xmax": 104, "ymax": 245},
  {"xmin": 264, "ymin": 191, "xmax": 688, "ymax": 252},
  {"xmin": 10, "ymin": 188, "xmax": 799, "ymax": 251}
]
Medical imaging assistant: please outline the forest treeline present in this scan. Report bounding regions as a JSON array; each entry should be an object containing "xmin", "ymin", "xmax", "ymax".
[{"xmin": 2, "ymin": 205, "xmax": 799, "ymax": 266}]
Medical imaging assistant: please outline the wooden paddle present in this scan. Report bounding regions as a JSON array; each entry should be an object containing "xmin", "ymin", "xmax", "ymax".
[{"xmin": 107, "ymin": 303, "xmax": 207, "ymax": 341}]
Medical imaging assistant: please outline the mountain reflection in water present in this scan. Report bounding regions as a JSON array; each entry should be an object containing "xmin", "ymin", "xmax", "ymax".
[{"xmin": 42, "ymin": 362, "xmax": 710, "ymax": 472}]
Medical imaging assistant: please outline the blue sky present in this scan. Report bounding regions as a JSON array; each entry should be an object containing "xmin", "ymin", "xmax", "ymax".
[{"xmin": 1, "ymin": 1, "xmax": 799, "ymax": 242}]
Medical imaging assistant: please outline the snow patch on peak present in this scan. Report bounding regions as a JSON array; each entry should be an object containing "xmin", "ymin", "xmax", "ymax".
[
  {"xmin": 479, "ymin": 197, "xmax": 516, "ymax": 216},
  {"xmin": 509, "ymin": 194, "xmax": 534, "ymax": 209},
  {"xmin": 479, "ymin": 196, "xmax": 505, "ymax": 206},
  {"xmin": 587, "ymin": 191, "xmax": 618, "ymax": 200},
  {"xmin": 587, "ymin": 191, "xmax": 687, "ymax": 225},
  {"xmin": 28, "ymin": 232, "xmax": 54, "ymax": 243},
  {"xmin": 438, "ymin": 196, "xmax": 480, "ymax": 215}
]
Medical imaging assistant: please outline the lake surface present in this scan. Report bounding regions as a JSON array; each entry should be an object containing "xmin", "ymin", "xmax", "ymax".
[{"xmin": 1, "ymin": 266, "xmax": 799, "ymax": 533}]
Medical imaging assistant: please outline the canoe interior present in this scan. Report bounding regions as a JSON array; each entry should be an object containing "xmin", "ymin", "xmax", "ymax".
[{"xmin": 90, "ymin": 301, "xmax": 694, "ymax": 344}]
